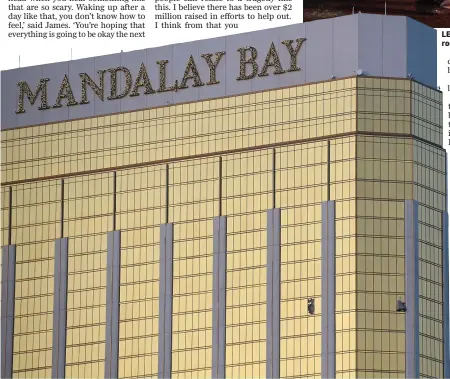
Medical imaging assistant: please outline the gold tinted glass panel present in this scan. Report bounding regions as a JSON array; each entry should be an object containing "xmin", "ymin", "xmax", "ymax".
[
  {"xmin": 1, "ymin": 77, "xmax": 446, "ymax": 379},
  {"xmin": 223, "ymin": 151, "xmax": 271, "ymax": 378},
  {"xmin": 11, "ymin": 181, "xmax": 59, "ymax": 378},
  {"xmin": 170, "ymin": 159, "xmax": 216, "ymax": 379},
  {"xmin": 116, "ymin": 166, "xmax": 166, "ymax": 378},
  {"xmin": 64, "ymin": 174, "xmax": 111, "ymax": 379}
]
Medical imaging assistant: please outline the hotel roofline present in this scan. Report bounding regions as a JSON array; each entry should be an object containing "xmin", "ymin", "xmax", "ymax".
[
  {"xmin": 0, "ymin": 14, "xmax": 436, "ymax": 73},
  {"xmin": 1, "ymin": 13, "xmax": 437, "ymax": 130}
]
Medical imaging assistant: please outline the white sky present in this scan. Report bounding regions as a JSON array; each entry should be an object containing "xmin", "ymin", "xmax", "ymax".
[{"xmin": 0, "ymin": 2, "xmax": 304, "ymax": 70}]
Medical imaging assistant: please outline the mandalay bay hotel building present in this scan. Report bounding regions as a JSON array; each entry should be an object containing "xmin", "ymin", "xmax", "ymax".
[{"xmin": 0, "ymin": 13, "xmax": 449, "ymax": 379}]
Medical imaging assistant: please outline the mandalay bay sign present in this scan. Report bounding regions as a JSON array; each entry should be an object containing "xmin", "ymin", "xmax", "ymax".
[{"xmin": 15, "ymin": 38, "xmax": 306, "ymax": 114}]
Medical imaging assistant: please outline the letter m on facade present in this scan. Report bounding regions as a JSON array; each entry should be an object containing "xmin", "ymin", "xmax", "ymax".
[{"xmin": 15, "ymin": 79, "xmax": 51, "ymax": 114}]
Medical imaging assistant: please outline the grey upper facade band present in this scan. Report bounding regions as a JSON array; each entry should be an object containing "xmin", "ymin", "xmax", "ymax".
[{"xmin": 1, "ymin": 14, "xmax": 436, "ymax": 130}]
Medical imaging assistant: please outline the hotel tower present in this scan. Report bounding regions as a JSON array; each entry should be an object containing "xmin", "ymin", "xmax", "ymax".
[{"xmin": 1, "ymin": 13, "xmax": 448, "ymax": 379}]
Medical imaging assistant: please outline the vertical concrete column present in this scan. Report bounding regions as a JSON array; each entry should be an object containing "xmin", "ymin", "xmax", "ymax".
[
  {"xmin": 321, "ymin": 200, "xmax": 336, "ymax": 379},
  {"xmin": 212, "ymin": 216, "xmax": 227, "ymax": 379},
  {"xmin": 1, "ymin": 245, "xmax": 16, "ymax": 379},
  {"xmin": 404, "ymin": 200, "xmax": 419, "ymax": 378},
  {"xmin": 443, "ymin": 211, "xmax": 449, "ymax": 379},
  {"xmin": 52, "ymin": 238, "xmax": 69, "ymax": 379},
  {"xmin": 267, "ymin": 208, "xmax": 281, "ymax": 379},
  {"xmin": 104, "ymin": 231, "xmax": 121, "ymax": 379},
  {"xmin": 158, "ymin": 223, "xmax": 174, "ymax": 379}
]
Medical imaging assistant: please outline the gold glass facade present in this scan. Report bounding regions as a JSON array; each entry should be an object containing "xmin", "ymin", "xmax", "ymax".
[
  {"xmin": 1, "ymin": 77, "xmax": 447, "ymax": 379},
  {"xmin": 64, "ymin": 174, "xmax": 110, "ymax": 378}
]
